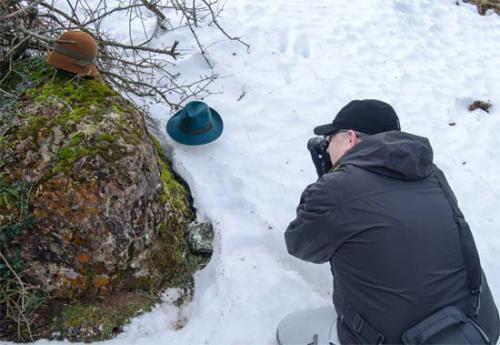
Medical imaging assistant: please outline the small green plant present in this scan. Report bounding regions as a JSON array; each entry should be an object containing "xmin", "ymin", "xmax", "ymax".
[
  {"xmin": 1, "ymin": 70, "xmax": 43, "ymax": 339},
  {"xmin": 0, "ymin": 171, "xmax": 42, "ymax": 341},
  {"xmin": 0, "ymin": 172, "xmax": 35, "ymax": 252},
  {"xmin": 0, "ymin": 251, "xmax": 46, "ymax": 341}
]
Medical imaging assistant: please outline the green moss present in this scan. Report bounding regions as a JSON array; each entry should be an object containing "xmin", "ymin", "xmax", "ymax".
[
  {"xmin": 0, "ymin": 172, "xmax": 35, "ymax": 251},
  {"xmin": 149, "ymin": 134, "xmax": 163, "ymax": 154},
  {"xmin": 165, "ymin": 232, "xmax": 206, "ymax": 292},
  {"xmin": 27, "ymin": 76, "xmax": 116, "ymax": 108},
  {"xmin": 110, "ymin": 104, "xmax": 124, "ymax": 114},
  {"xmin": 24, "ymin": 77, "xmax": 115, "ymax": 136},
  {"xmin": 150, "ymin": 134, "xmax": 191, "ymax": 216},
  {"xmin": 51, "ymin": 145, "xmax": 95, "ymax": 175},
  {"xmin": 97, "ymin": 133, "xmax": 119, "ymax": 143},
  {"xmin": 69, "ymin": 132, "xmax": 86, "ymax": 146},
  {"xmin": 0, "ymin": 59, "xmax": 147, "ymax": 177},
  {"xmin": 18, "ymin": 116, "xmax": 49, "ymax": 139},
  {"xmin": 5, "ymin": 59, "xmax": 130, "ymax": 145},
  {"xmin": 130, "ymin": 134, "xmax": 203, "ymax": 293},
  {"xmin": 51, "ymin": 294, "xmax": 155, "ymax": 342},
  {"xmin": 149, "ymin": 222, "xmax": 200, "ymax": 289},
  {"xmin": 159, "ymin": 161, "xmax": 187, "ymax": 205}
]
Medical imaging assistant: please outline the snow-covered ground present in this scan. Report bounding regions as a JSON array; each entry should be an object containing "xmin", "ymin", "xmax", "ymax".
[{"xmin": 7, "ymin": 0, "xmax": 500, "ymax": 344}]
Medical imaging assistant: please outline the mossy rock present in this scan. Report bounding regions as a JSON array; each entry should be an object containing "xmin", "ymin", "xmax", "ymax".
[{"xmin": 0, "ymin": 58, "xmax": 209, "ymax": 341}]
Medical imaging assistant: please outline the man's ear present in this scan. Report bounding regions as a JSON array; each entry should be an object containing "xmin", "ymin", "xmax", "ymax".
[{"xmin": 347, "ymin": 130, "xmax": 359, "ymax": 146}]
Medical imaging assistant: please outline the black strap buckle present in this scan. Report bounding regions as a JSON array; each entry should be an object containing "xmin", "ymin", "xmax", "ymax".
[
  {"xmin": 353, "ymin": 314, "xmax": 365, "ymax": 333},
  {"xmin": 340, "ymin": 299, "xmax": 386, "ymax": 344}
]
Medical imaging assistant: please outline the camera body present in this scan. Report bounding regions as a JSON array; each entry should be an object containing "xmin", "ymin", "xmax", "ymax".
[{"xmin": 307, "ymin": 137, "xmax": 333, "ymax": 177}]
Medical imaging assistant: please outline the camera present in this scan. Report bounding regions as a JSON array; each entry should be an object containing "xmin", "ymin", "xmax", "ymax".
[{"xmin": 307, "ymin": 136, "xmax": 332, "ymax": 177}]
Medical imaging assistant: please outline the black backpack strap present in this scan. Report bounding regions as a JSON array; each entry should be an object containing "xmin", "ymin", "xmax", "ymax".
[
  {"xmin": 339, "ymin": 297, "xmax": 385, "ymax": 344},
  {"xmin": 433, "ymin": 166, "xmax": 482, "ymax": 317}
]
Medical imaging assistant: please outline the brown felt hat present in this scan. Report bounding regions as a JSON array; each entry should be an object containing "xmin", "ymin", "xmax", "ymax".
[{"xmin": 47, "ymin": 30, "xmax": 99, "ymax": 79}]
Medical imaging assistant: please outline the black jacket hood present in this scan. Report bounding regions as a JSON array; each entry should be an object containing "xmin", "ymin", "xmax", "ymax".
[{"xmin": 340, "ymin": 130, "xmax": 434, "ymax": 181}]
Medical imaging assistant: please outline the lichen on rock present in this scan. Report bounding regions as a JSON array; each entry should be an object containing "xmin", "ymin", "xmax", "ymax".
[{"xmin": 0, "ymin": 58, "xmax": 210, "ymax": 341}]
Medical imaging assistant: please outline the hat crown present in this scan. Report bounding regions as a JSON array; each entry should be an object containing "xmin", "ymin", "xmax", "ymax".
[
  {"xmin": 166, "ymin": 101, "xmax": 224, "ymax": 145},
  {"xmin": 46, "ymin": 30, "xmax": 99, "ymax": 78},
  {"xmin": 57, "ymin": 31, "xmax": 97, "ymax": 59},
  {"xmin": 179, "ymin": 101, "xmax": 213, "ymax": 131},
  {"xmin": 334, "ymin": 99, "xmax": 400, "ymax": 134},
  {"xmin": 313, "ymin": 99, "xmax": 400, "ymax": 136}
]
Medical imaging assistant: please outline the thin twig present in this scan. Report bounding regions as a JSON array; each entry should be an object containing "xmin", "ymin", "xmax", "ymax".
[
  {"xmin": 98, "ymin": 39, "xmax": 181, "ymax": 58},
  {"xmin": 101, "ymin": 69, "xmax": 176, "ymax": 106},
  {"xmin": 201, "ymin": 0, "xmax": 250, "ymax": 52},
  {"xmin": 18, "ymin": 27, "xmax": 56, "ymax": 43},
  {"xmin": 0, "ymin": 0, "xmax": 43, "ymax": 21},
  {"xmin": 173, "ymin": 0, "xmax": 212, "ymax": 68},
  {"xmin": 38, "ymin": 1, "xmax": 81, "ymax": 26},
  {"xmin": 0, "ymin": 251, "xmax": 34, "ymax": 340}
]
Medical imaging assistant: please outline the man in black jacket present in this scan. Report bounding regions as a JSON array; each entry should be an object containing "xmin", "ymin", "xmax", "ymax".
[{"xmin": 285, "ymin": 100, "xmax": 499, "ymax": 344}]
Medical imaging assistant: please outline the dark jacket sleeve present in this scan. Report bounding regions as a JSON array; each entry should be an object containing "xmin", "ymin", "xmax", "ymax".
[{"xmin": 285, "ymin": 174, "xmax": 342, "ymax": 264}]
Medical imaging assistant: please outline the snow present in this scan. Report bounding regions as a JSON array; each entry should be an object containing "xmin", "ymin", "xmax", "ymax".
[{"xmin": 4, "ymin": 0, "xmax": 500, "ymax": 344}]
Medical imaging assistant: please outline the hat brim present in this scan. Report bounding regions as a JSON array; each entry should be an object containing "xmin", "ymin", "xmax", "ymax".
[
  {"xmin": 166, "ymin": 107, "xmax": 224, "ymax": 146},
  {"xmin": 47, "ymin": 51, "xmax": 99, "ymax": 79},
  {"xmin": 313, "ymin": 123, "xmax": 341, "ymax": 136}
]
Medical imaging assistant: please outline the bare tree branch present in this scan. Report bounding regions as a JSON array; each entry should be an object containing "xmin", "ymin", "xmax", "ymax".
[
  {"xmin": 38, "ymin": 1, "xmax": 81, "ymax": 26},
  {"xmin": 1, "ymin": 0, "xmax": 249, "ymax": 115},
  {"xmin": 99, "ymin": 39, "xmax": 180, "ymax": 58},
  {"xmin": 172, "ymin": 0, "xmax": 212, "ymax": 68},
  {"xmin": 0, "ymin": 0, "xmax": 43, "ymax": 21},
  {"xmin": 0, "ymin": 251, "xmax": 34, "ymax": 341},
  {"xmin": 201, "ymin": 0, "xmax": 250, "ymax": 52}
]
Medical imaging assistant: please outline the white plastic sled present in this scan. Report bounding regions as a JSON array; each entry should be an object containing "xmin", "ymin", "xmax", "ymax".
[{"xmin": 276, "ymin": 306, "xmax": 338, "ymax": 345}]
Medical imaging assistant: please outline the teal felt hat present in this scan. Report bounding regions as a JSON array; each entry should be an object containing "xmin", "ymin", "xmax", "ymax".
[{"xmin": 166, "ymin": 101, "xmax": 224, "ymax": 145}]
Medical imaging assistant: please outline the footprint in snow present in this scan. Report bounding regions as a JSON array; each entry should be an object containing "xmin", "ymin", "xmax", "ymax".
[
  {"xmin": 294, "ymin": 33, "xmax": 311, "ymax": 59},
  {"xmin": 279, "ymin": 29, "xmax": 289, "ymax": 53}
]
